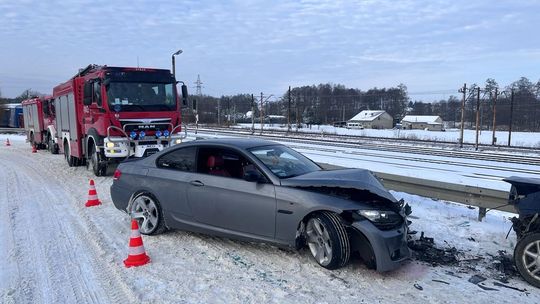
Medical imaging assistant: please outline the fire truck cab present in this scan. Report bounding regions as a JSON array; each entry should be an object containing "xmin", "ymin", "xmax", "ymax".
[
  {"xmin": 21, "ymin": 96, "xmax": 58, "ymax": 153},
  {"xmin": 53, "ymin": 65, "xmax": 187, "ymax": 176}
]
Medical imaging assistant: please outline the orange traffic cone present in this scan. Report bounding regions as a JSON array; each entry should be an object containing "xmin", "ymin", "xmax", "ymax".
[
  {"xmin": 85, "ymin": 179, "xmax": 101, "ymax": 207},
  {"xmin": 124, "ymin": 219, "xmax": 150, "ymax": 267},
  {"xmin": 32, "ymin": 145, "xmax": 37, "ymax": 153},
  {"xmin": 5, "ymin": 139, "xmax": 11, "ymax": 146}
]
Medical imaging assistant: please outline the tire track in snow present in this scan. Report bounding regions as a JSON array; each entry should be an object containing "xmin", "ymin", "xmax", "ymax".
[{"xmin": 0, "ymin": 145, "xmax": 139, "ymax": 304}]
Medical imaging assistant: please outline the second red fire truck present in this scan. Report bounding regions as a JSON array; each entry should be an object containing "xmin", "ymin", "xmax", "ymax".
[
  {"xmin": 52, "ymin": 64, "xmax": 188, "ymax": 176},
  {"xmin": 21, "ymin": 96, "xmax": 59, "ymax": 153}
]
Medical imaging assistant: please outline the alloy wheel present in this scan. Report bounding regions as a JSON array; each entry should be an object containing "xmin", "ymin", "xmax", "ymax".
[
  {"xmin": 131, "ymin": 195, "xmax": 159, "ymax": 234},
  {"xmin": 306, "ymin": 217, "xmax": 333, "ymax": 266},
  {"xmin": 522, "ymin": 239, "xmax": 540, "ymax": 281}
]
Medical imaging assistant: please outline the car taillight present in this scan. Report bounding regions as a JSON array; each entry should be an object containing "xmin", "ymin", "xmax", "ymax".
[{"xmin": 113, "ymin": 169, "xmax": 122, "ymax": 180}]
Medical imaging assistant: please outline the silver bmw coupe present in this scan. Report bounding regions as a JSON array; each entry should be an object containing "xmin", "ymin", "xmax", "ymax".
[{"xmin": 111, "ymin": 138, "xmax": 410, "ymax": 271}]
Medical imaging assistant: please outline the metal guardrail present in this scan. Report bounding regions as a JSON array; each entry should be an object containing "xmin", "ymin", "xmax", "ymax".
[
  {"xmin": 318, "ymin": 163, "xmax": 513, "ymax": 221},
  {"xmin": 0, "ymin": 127, "xmax": 24, "ymax": 133},
  {"xmin": 375, "ymin": 172, "xmax": 512, "ymax": 219}
]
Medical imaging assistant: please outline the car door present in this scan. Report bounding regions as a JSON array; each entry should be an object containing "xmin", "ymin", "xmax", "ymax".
[
  {"xmin": 187, "ymin": 146, "xmax": 277, "ymax": 238},
  {"xmin": 147, "ymin": 146, "xmax": 197, "ymax": 225}
]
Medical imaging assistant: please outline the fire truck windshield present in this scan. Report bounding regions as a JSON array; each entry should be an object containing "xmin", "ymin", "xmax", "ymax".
[{"xmin": 106, "ymin": 82, "xmax": 176, "ymax": 112}]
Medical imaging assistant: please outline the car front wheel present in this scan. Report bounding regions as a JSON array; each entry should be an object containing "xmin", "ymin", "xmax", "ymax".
[
  {"xmin": 515, "ymin": 232, "xmax": 540, "ymax": 288},
  {"xmin": 130, "ymin": 193, "xmax": 166, "ymax": 235},
  {"xmin": 306, "ymin": 212, "xmax": 350, "ymax": 270}
]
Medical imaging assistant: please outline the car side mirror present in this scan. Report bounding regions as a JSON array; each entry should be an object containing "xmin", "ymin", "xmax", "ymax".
[
  {"xmin": 244, "ymin": 168, "xmax": 265, "ymax": 183},
  {"xmin": 181, "ymin": 84, "xmax": 188, "ymax": 108}
]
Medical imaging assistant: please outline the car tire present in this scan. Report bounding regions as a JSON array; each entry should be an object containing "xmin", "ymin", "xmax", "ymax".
[
  {"xmin": 515, "ymin": 232, "xmax": 540, "ymax": 288},
  {"xmin": 129, "ymin": 193, "xmax": 167, "ymax": 235},
  {"xmin": 305, "ymin": 211, "xmax": 350, "ymax": 270}
]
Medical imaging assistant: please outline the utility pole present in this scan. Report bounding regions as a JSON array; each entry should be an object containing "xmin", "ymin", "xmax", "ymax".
[
  {"xmin": 194, "ymin": 98, "xmax": 199, "ymax": 134},
  {"xmin": 508, "ymin": 89, "xmax": 514, "ymax": 147},
  {"xmin": 475, "ymin": 87, "xmax": 480, "ymax": 151},
  {"xmin": 459, "ymin": 83, "xmax": 467, "ymax": 148},
  {"xmin": 232, "ymin": 100, "xmax": 236, "ymax": 125},
  {"xmin": 251, "ymin": 94, "xmax": 255, "ymax": 134},
  {"xmin": 226, "ymin": 98, "xmax": 231, "ymax": 127},
  {"xmin": 217, "ymin": 98, "xmax": 221, "ymax": 126},
  {"xmin": 260, "ymin": 92, "xmax": 264, "ymax": 135},
  {"xmin": 287, "ymin": 86, "xmax": 291, "ymax": 132},
  {"xmin": 296, "ymin": 104, "xmax": 300, "ymax": 132},
  {"xmin": 492, "ymin": 88, "xmax": 498, "ymax": 145}
]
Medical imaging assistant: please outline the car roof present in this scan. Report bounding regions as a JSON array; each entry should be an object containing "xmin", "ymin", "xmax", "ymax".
[{"xmin": 188, "ymin": 137, "xmax": 279, "ymax": 149}]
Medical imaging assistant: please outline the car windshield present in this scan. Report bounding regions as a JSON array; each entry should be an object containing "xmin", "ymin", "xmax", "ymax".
[
  {"xmin": 248, "ymin": 145, "xmax": 321, "ymax": 178},
  {"xmin": 106, "ymin": 82, "xmax": 176, "ymax": 112}
]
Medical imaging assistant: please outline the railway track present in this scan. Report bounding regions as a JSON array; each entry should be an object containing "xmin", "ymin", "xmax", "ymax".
[
  {"xmin": 192, "ymin": 126, "xmax": 540, "ymax": 167},
  {"xmin": 206, "ymin": 125, "xmax": 540, "ymax": 153}
]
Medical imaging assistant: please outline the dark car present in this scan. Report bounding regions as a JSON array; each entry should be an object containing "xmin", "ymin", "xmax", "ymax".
[
  {"xmin": 111, "ymin": 138, "xmax": 411, "ymax": 271},
  {"xmin": 505, "ymin": 176, "xmax": 540, "ymax": 288}
]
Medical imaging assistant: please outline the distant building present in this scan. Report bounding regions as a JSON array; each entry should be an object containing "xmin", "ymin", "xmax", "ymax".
[
  {"xmin": 401, "ymin": 115, "xmax": 444, "ymax": 131},
  {"xmin": 265, "ymin": 115, "xmax": 286, "ymax": 124},
  {"xmin": 347, "ymin": 110, "xmax": 393, "ymax": 129}
]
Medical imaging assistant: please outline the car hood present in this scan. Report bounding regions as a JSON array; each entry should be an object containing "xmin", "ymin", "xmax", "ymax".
[{"xmin": 281, "ymin": 168, "xmax": 397, "ymax": 203}]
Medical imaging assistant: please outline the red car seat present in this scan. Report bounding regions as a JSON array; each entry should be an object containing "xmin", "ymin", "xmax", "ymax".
[{"xmin": 207, "ymin": 155, "xmax": 230, "ymax": 177}]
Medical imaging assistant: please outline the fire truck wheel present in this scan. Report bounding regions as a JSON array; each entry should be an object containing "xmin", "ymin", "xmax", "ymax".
[
  {"xmin": 89, "ymin": 144, "xmax": 106, "ymax": 176},
  {"xmin": 515, "ymin": 232, "xmax": 540, "ymax": 288},
  {"xmin": 48, "ymin": 134, "xmax": 58, "ymax": 154},
  {"xmin": 64, "ymin": 142, "xmax": 75, "ymax": 167}
]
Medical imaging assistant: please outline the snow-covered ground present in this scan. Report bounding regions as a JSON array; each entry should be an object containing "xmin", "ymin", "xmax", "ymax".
[
  {"xmin": 236, "ymin": 124, "xmax": 540, "ymax": 148},
  {"xmin": 1, "ymin": 134, "xmax": 538, "ymax": 303}
]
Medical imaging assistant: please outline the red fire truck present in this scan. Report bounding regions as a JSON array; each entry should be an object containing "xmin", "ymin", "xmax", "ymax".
[
  {"xmin": 52, "ymin": 64, "xmax": 187, "ymax": 176},
  {"xmin": 21, "ymin": 96, "xmax": 59, "ymax": 153}
]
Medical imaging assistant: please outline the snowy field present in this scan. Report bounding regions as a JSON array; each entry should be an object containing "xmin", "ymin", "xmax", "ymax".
[
  {"xmin": 236, "ymin": 124, "xmax": 540, "ymax": 148},
  {"xmin": 1, "ymin": 134, "xmax": 539, "ymax": 303}
]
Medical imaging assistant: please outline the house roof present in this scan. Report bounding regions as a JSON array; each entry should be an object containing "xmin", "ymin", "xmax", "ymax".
[
  {"xmin": 348, "ymin": 110, "xmax": 388, "ymax": 122},
  {"xmin": 401, "ymin": 115, "xmax": 442, "ymax": 124}
]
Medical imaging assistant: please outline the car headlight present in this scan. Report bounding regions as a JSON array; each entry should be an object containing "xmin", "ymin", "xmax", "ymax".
[
  {"xmin": 175, "ymin": 138, "xmax": 182, "ymax": 144},
  {"xmin": 357, "ymin": 210, "xmax": 401, "ymax": 223}
]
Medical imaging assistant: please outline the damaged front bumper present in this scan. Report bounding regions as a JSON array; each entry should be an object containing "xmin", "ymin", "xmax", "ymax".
[{"xmin": 351, "ymin": 220, "xmax": 411, "ymax": 272}]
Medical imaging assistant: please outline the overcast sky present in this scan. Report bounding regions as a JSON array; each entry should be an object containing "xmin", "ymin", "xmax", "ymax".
[{"xmin": 1, "ymin": 0, "xmax": 539, "ymax": 100}]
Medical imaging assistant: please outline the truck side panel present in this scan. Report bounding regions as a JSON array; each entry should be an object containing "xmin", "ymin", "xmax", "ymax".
[{"xmin": 55, "ymin": 93, "xmax": 82, "ymax": 158}]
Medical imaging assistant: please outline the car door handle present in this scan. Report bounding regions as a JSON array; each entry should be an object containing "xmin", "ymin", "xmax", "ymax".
[{"xmin": 190, "ymin": 180, "xmax": 204, "ymax": 187}]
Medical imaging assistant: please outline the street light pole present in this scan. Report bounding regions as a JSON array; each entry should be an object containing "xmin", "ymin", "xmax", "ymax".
[{"xmin": 171, "ymin": 49, "xmax": 183, "ymax": 80}]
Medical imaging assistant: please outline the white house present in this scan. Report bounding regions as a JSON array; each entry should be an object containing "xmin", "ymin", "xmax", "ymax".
[
  {"xmin": 401, "ymin": 115, "xmax": 444, "ymax": 131},
  {"xmin": 347, "ymin": 110, "xmax": 393, "ymax": 129}
]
